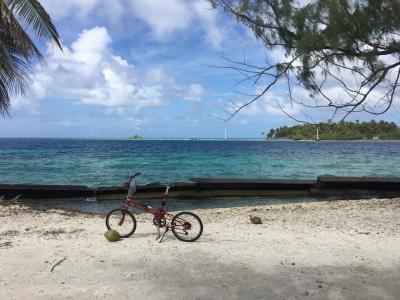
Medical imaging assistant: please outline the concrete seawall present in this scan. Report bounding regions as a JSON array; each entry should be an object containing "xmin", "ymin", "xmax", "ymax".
[{"xmin": 1, "ymin": 176, "xmax": 400, "ymax": 200}]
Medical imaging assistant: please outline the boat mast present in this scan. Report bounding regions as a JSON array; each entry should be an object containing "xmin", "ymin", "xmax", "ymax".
[
  {"xmin": 316, "ymin": 127, "xmax": 319, "ymax": 141},
  {"xmin": 224, "ymin": 128, "xmax": 227, "ymax": 141}
]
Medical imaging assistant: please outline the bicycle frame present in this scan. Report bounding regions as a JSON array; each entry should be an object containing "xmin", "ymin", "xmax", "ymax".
[
  {"xmin": 122, "ymin": 199, "xmax": 174, "ymax": 225},
  {"xmin": 123, "ymin": 182, "xmax": 163, "ymax": 217},
  {"xmin": 119, "ymin": 190, "xmax": 192, "ymax": 238},
  {"xmin": 106, "ymin": 178, "xmax": 202, "ymax": 242}
]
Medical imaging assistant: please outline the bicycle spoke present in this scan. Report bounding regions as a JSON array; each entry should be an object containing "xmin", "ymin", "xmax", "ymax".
[{"xmin": 171, "ymin": 212, "xmax": 203, "ymax": 242}]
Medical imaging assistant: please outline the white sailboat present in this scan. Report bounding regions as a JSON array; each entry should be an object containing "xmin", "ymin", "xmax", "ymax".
[
  {"xmin": 316, "ymin": 127, "xmax": 320, "ymax": 141},
  {"xmin": 224, "ymin": 128, "xmax": 227, "ymax": 141}
]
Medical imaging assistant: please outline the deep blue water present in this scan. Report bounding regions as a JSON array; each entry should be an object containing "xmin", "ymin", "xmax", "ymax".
[{"xmin": 0, "ymin": 139, "xmax": 399, "ymax": 187}]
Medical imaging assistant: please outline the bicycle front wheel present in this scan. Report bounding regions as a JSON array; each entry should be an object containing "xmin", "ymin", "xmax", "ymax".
[
  {"xmin": 171, "ymin": 212, "xmax": 203, "ymax": 242},
  {"xmin": 105, "ymin": 209, "xmax": 137, "ymax": 238}
]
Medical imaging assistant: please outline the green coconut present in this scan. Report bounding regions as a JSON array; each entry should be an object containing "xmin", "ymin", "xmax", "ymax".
[{"xmin": 104, "ymin": 230, "xmax": 121, "ymax": 242}]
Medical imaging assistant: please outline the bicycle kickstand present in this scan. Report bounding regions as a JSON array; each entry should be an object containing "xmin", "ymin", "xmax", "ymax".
[
  {"xmin": 157, "ymin": 226, "xmax": 169, "ymax": 243},
  {"xmin": 156, "ymin": 224, "xmax": 161, "ymax": 241}
]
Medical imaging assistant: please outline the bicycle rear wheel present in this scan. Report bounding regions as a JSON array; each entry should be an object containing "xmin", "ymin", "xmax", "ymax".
[
  {"xmin": 171, "ymin": 212, "xmax": 203, "ymax": 242},
  {"xmin": 106, "ymin": 209, "xmax": 137, "ymax": 238}
]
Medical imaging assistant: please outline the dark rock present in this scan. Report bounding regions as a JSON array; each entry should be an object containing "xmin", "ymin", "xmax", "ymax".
[{"xmin": 250, "ymin": 216, "xmax": 262, "ymax": 224}]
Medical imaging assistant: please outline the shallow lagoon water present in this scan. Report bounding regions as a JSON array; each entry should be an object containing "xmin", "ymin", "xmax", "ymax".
[{"xmin": 1, "ymin": 139, "xmax": 400, "ymax": 187}]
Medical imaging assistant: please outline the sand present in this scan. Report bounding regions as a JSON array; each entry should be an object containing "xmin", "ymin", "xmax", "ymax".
[{"xmin": 0, "ymin": 197, "xmax": 399, "ymax": 300}]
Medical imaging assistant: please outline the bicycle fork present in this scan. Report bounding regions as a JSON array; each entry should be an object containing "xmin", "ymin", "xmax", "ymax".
[{"xmin": 119, "ymin": 207, "xmax": 128, "ymax": 226}]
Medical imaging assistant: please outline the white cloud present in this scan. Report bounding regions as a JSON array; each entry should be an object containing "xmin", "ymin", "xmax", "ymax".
[
  {"xmin": 291, "ymin": 58, "xmax": 400, "ymax": 116},
  {"xmin": 192, "ymin": 0, "xmax": 224, "ymax": 50},
  {"xmin": 269, "ymin": 47, "xmax": 287, "ymax": 63},
  {"xmin": 41, "ymin": 0, "xmax": 100, "ymax": 20},
  {"xmin": 184, "ymin": 84, "xmax": 205, "ymax": 102},
  {"xmin": 43, "ymin": 0, "xmax": 226, "ymax": 50},
  {"xmin": 70, "ymin": 27, "xmax": 111, "ymax": 69},
  {"xmin": 128, "ymin": 0, "xmax": 224, "ymax": 47},
  {"xmin": 265, "ymin": 102, "xmax": 300, "ymax": 116},
  {"xmin": 129, "ymin": 0, "xmax": 191, "ymax": 39},
  {"xmin": 145, "ymin": 68, "xmax": 176, "ymax": 85},
  {"xmin": 10, "ymin": 95, "xmax": 40, "ymax": 115},
  {"xmin": 17, "ymin": 26, "xmax": 172, "ymax": 114},
  {"xmin": 112, "ymin": 55, "xmax": 129, "ymax": 67},
  {"xmin": 227, "ymin": 91, "xmax": 301, "ymax": 117},
  {"xmin": 81, "ymin": 68, "xmax": 164, "ymax": 109}
]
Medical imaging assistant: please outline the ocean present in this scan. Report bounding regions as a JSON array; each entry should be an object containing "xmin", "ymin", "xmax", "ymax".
[{"xmin": 1, "ymin": 138, "xmax": 399, "ymax": 187}]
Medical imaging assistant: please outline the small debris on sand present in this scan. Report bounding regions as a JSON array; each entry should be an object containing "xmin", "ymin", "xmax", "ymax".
[{"xmin": 249, "ymin": 216, "xmax": 262, "ymax": 224}]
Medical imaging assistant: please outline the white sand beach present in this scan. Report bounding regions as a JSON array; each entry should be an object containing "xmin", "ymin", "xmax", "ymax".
[{"xmin": 1, "ymin": 198, "xmax": 399, "ymax": 300}]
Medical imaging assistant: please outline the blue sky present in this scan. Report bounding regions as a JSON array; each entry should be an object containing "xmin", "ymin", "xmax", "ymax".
[{"xmin": 1, "ymin": 0, "xmax": 399, "ymax": 138}]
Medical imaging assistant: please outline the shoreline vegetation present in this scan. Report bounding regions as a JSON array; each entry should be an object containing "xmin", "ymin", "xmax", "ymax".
[
  {"xmin": 129, "ymin": 134, "xmax": 142, "ymax": 140},
  {"xmin": 267, "ymin": 120, "xmax": 400, "ymax": 141}
]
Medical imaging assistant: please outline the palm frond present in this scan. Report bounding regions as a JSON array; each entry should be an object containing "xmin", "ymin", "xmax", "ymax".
[
  {"xmin": 0, "ymin": 0, "xmax": 61, "ymax": 114},
  {"xmin": 5, "ymin": 0, "xmax": 62, "ymax": 49},
  {"xmin": 0, "ymin": 4, "xmax": 44, "ymax": 62},
  {"xmin": 0, "ymin": 80, "xmax": 11, "ymax": 115}
]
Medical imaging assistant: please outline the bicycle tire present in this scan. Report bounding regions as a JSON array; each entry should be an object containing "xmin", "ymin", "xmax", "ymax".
[
  {"xmin": 105, "ymin": 209, "xmax": 137, "ymax": 238},
  {"xmin": 171, "ymin": 211, "xmax": 203, "ymax": 242}
]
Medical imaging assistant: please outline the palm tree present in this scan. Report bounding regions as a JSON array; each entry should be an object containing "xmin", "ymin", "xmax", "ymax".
[{"xmin": 0, "ymin": 0, "xmax": 61, "ymax": 114}]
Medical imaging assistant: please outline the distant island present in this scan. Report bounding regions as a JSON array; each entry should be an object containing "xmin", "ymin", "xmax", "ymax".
[
  {"xmin": 129, "ymin": 134, "xmax": 142, "ymax": 140},
  {"xmin": 267, "ymin": 120, "xmax": 400, "ymax": 140}
]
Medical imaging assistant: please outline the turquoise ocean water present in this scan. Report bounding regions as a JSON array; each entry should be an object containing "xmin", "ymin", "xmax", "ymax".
[{"xmin": 1, "ymin": 139, "xmax": 399, "ymax": 187}]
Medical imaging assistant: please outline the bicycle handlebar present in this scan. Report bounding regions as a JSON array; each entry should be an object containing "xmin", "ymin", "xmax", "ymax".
[{"xmin": 125, "ymin": 173, "xmax": 173, "ymax": 199}]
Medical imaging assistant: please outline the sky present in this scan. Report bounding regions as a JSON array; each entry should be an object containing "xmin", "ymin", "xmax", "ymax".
[{"xmin": 1, "ymin": 0, "xmax": 399, "ymax": 139}]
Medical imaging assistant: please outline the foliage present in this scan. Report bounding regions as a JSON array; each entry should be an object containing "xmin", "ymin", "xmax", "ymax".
[
  {"xmin": 0, "ymin": 0, "xmax": 61, "ymax": 114},
  {"xmin": 210, "ymin": 0, "xmax": 400, "ymax": 121},
  {"xmin": 268, "ymin": 120, "xmax": 400, "ymax": 140},
  {"xmin": 130, "ymin": 134, "xmax": 142, "ymax": 140}
]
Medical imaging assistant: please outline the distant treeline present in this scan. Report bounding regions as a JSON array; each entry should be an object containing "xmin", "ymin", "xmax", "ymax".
[
  {"xmin": 129, "ymin": 134, "xmax": 142, "ymax": 140},
  {"xmin": 267, "ymin": 120, "xmax": 400, "ymax": 140}
]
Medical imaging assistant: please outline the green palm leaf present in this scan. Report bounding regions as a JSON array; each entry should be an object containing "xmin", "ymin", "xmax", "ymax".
[
  {"xmin": 5, "ymin": 0, "xmax": 62, "ymax": 49},
  {"xmin": 0, "ymin": 0, "xmax": 61, "ymax": 115}
]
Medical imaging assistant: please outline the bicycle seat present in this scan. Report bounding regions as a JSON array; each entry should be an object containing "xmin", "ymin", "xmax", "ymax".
[
  {"xmin": 126, "ymin": 178, "xmax": 136, "ymax": 198},
  {"xmin": 124, "ymin": 173, "xmax": 141, "ymax": 198}
]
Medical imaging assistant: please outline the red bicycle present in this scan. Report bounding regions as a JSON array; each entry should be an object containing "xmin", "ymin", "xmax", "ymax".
[{"xmin": 105, "ymin": 173, "xmax": 203, "ymax": 242}]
